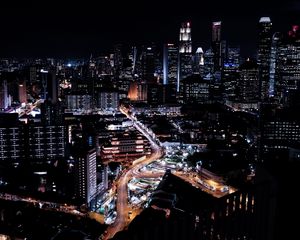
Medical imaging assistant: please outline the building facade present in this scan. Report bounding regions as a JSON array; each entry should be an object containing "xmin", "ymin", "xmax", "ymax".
[{"xmin": 257, "ymin": 17, "xmax": 272, "ymax": 100}]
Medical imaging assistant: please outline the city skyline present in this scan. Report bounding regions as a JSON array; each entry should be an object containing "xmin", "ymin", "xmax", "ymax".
[
  {"xmin": 1, "ymin": 0, "xmax": 299, "ymax": 58},
  {"xmin": 0, "ymin": 1, "xmax": 300, "ymax": 239}
]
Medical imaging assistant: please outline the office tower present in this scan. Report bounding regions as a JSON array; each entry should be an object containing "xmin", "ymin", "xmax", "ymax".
[
  {"xmin": 40, "ymin": 68, "xmax": 58, "ymax": 104},
  {"xmin": 138, "ymin": 83, "xmax": 148, "ymax": 102},
  {"xmin": 226, "ymin": 46, "xmax": 240, "ymax": 66},
  {"xmin": 18, "ymin": 79, "xmax": 27, "ymax": 104},
  {"xmin": 163, "ymin": 43, "xmax": 179, "ymax": 89},
  {"xmin": 178, "ymin": 22, "xmax": 193, "ymax": 91},
  {"xmin": 118, "ymin": 48, "xmax": 134, "ymax": 80},
  {"xmin": 193, "ymin": 47, "xmax": 205, "ymax": 76},
  {"xmin": 212, "ymin": 21, "xmax": 222, "ymax": 72},
  {"xmin": 182, "ymin": 75, "xmax": 210, "ymax": 104},
  {"xmin": 222, "ymin": 46, "xmax": 240, "ymax": 101},
  {"xmin": 128, "ymin": 46, "xmax": 138, "ymax": 76},
  {"xmin": 97, "ymin": 55, "xmax": 113, "ymax": 76},
  {"xmin": 75, "ymin": 148, "xmax": 97, "ymax": 206},
  {"xmin": 29, "ymin": 66, "xmax": 37, "ymax": 84},
  {"xmin": 276, "ymin": 25, "xmax": 300, "ymax": 105},
  {"xmin": 113, "ymin": 44, "xmax": 123, "ymax": 77},
  {"xmin": 222, "ymin": 64, "xmax": 239, "ymax": 101},
  {"xmin": 97, "ymin": 91, "xmax": 119, "ymax": 111},
  {"xmin": 0, "ymin": 79, "xmax": 8, "ymax": 110},
  {"xmin": 269, "ymin": 33, "xmax": 281, "ymax": 97},
  {"xmin": 258, "ymin": 17, "xmax": 272, "ymax": 100},
  {"xmin": 204, "ymin": 48, "xmax": 215, "ymax": 76},
  {"xmin": 140, "ymin": 45, "xmax": 156, "ymax": 83},
  {"xmin": 179, "ymin": 22, "xmax": 192, "ymax": 54},
  {"xmin": 236, "ymin": 59, "xmax": 259, "ymax": 105}
]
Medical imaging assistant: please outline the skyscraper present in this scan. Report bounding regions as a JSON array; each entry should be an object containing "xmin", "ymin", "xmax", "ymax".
[
  {"xmin": 178, "ymin": 22, "xmax": 193, "ymax": 91},
  {"xmin": 212, "ymin": 21, "xmax": 222, "ymax": 72},
  {"xmin": 269, "ymin": 32, "xmax": 281, "ymax": 97},
  {"xmin": 179, "ymin": 22, "xmax": 192, "ymax": 54},
  {"xmin": 75, "ymin": 148, "xmax": 97, "ymax": 206},
  {"xmin": 163, "ymin": 43, "xmax": 178, "ymax": 88},
  {"xmin": 18, "ymin": 79, "xmax": 27, "ymax": 104},
  {"xmin": 257, "ymin": 17, "xmax": 272, "ymax": 100},
  {"xmin": 0, "ymin": 79, "xmax": 8, "ymax": 111},
  {"xmin": 140, "ymin": 45, "xmax": 156, "ymax": 83},
  {"xmin": 204, "ymin": 48, "xmax": 214, "ymax": 76},
  {"xmin": 193, "ymin": 47, "xmax": 205, "ymax": 76},
  {"xmin": 40, "ymin": 68, "xmax": 58, "ymax": 104},
  {"xmin": 222, "ymin": 46, "xmax": 240, "ymax": 101},
  {"xmin": 236, "ymin": 59, "xmax": 259, "ymax": 107},
  {"xmin": 276, "ymin": 25, "xmax": 300, "ymax": 105}
]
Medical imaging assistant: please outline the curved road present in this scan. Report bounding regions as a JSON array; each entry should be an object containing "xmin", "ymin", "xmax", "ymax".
[
  {"xmin": 103, "ymin": 106, "xmax": 235, "ymax": 239},
  {"xmin": 103, "ymin": 107, "xmax": 163, "ymax": 239}
]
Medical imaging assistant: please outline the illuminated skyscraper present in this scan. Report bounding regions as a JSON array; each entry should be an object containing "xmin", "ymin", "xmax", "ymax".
[
  {"xmin": 237, "ymin": 59, "xmax": 259, "ymax": 105},
  {"xmin": 0, "ymin": 79, "xmax": 8, "ymax": 111},
  {"xmin": 179, "ymin": 22, "xmax": 192, "ymax": 54},
  {"xmin": 258, "ymin": 17, "xmax": 272, "ymax": 100},
  {"xmin": 40, "ymin": 68, "xmax": 58, "ymax": 104},
  {"xmin": 276, "ymin": 25, "xmax": 300, "ymax": 105},
  {"xmin": 178, "ymin": 22, "xmax": 193, "ymax": 91},
  {"xmin": 222, "ymin": 46, "xmax": 240, "ymax": 100},
  {"xmin": 18, "ymin": 79, "xmax": 27, "ymax": 104},
  {"xmin": 204, "ymin": 48, "xmax": 214, "ymax": 76},
  {"xmin": 269, "ymin": 32, "xmax": 281, "ymax": 97},
  {"xmin": 75, "ymin": 148, "xmax": 97, "ymax": 206},
  {"xmin": 140, "ymin": 45, "xmax": 156, "ymax": 83},
  {"xmin": 193, "ymin": 47, "xmax": 204, "ymax": 76},
  {"xmin": 212, "ymin": 21, "xmax": 222, "ymax": 72},
  {"xmin": 163, "ymin": 43, "xmax": 178, "ymax": 88}
]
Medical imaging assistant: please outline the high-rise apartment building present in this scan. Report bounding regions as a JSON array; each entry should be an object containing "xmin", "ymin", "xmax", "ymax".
[
  {"xmin": 75, "ymin": 148, "xmax": 97, "ymax": 205},
  {"xmin": 28, "ymin": 125, "xmax": 66, "ymax": 161}
]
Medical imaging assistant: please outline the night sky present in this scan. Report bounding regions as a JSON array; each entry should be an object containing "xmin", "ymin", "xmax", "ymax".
[{"xmin": 0, "ymin": 0, "xmax": 299, "ymax": 58}]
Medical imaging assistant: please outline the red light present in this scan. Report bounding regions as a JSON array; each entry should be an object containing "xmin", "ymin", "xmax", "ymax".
[{"xmin": 292, "ymin": 25, "xmax": 299, "ymax": 32}]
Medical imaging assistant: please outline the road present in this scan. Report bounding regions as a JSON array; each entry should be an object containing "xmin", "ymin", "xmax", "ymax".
[
  {"xmin": 0, "ymin": 192, "xmax": 83, "ymax": 216},
  {"xmin": 17, "ymin": 99, "xmax": 43, "ymax": 117},
  {"xmin": 103, "ymin": 107, "xmax": 163, "ymax": 239},
  {"xmin": 103, "ymin": 106, "xmax": 236, "ymax": 239}
]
